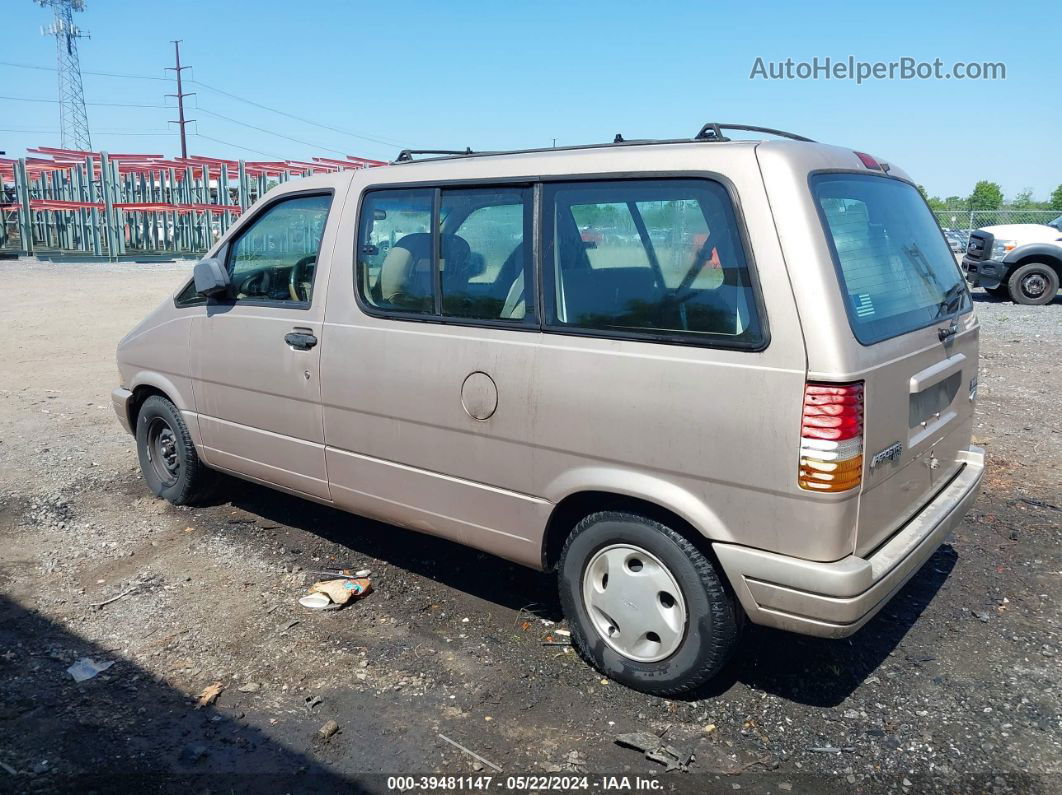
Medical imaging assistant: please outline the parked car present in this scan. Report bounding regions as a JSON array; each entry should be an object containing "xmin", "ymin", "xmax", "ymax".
[
  {"xmin": 943, "ymin": 228, "xmax": 968, "ymax": 254},
  {"xmin": 113, "ymin": 125, "xmax": 985, "ymax": 695},
  {"xmin": 962, "ymin": 216, "xmax": 1062, "ymax": 304}
]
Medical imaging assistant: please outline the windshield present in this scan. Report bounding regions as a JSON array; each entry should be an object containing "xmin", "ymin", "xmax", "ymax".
[
  {"xmin": 1050, "ymin": 215, "xmax": 1062, "ymax": 232},
  {"xmin": 811, "ymin": 173, "xmax": 971, "ymax": 345}
]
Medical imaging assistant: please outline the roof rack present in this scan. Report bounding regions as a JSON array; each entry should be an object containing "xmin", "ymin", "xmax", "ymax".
[
  {"xmin": 390, "ymin": 124, "xmax": 814, "ymax": 165},
  {"xmin": 695, "ymin": 123, "xmax": 814, "ymax": 143},
  {"xmin": 395, "ymin": 148, "xmax": 475, "ymax": 163}
]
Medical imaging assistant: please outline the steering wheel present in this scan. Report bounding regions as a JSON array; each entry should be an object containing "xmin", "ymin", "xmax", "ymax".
[
  {"xmin": 289, "ymin": 255, "xmax": 317, "ymax": 302},
  {"xmin": 238, "ymin": 269, "xmax": 272, "ymax": 299}
]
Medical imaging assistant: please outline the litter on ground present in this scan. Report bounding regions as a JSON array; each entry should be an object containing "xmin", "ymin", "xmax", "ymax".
[{"xmin": 66, "ymin": 658, "xmax": 114, "ymax": 682}]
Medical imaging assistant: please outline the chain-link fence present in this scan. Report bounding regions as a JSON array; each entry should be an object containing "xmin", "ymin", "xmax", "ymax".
[{"xmin": 934, "ymin": 209, "xmax": 1061, "ymax": 233}]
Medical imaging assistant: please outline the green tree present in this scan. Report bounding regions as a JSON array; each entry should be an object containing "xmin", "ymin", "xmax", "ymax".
[
  {"xmin": 968, "ymin": 181, "xmax": 1004, "ymax": 211},
  {"xmin": 915, "ymin": 185, "xmax": 946, "ymax": 211},
  {"xmin": 1051, "ymin": 184, "xmax": 1062, "ymax": 211},
  {"xmin": 944, "ymin": 196, "xmax": 967, "ymax": 211},
  {"xmin": 1009, "ymin": 189, "xmax": 1036, "ymax": 209}
]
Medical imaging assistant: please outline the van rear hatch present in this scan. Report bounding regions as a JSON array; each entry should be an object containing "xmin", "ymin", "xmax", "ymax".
[{"xmin": 809, "ymin": 172, "xmax": 978, "ymax": 556}]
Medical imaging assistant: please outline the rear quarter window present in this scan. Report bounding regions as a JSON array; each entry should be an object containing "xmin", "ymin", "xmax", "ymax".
[{"xmin": 543, "ymin": 178, "xmax": 766, "ymax": 348}]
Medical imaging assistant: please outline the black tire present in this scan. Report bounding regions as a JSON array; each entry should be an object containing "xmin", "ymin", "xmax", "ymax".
[
  {"xmin": 984, "ymin": 285, "xmax": 1010, "ymax": 299},
  {"xmin": 558, "ymin": 511, "xmax": 742, "ymax": 696},
  {"xmin": 134, "ymin": 395, "xmax": 212, "ymax": 505},
  {"xmin": 1007, "ymin": 262, "xmax": 1059, "ymax": 306}
]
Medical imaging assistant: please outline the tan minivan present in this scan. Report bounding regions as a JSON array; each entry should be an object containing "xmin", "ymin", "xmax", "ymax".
[{"xmin": 113, "ymin": 124, "xmax": 985, "ymax": 694}]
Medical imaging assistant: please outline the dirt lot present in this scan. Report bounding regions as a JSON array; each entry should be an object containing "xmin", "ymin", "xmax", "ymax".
[{"xmin": 0, "ymin": 258, "xmax": 1059, "ymax": 793}]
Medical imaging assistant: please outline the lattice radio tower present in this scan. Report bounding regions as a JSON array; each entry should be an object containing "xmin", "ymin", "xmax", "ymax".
[{"xmin": 35, "ymin": 0, "xmax": 92, "ymax": 151}]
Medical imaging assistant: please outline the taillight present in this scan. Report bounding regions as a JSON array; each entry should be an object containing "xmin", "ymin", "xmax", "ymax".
[
  {"xmin": 854, "ymin": 151, "xmax": 881, "ymax": 170},
  {"xmin": 799, "ymin": 381, "xmax": 864, "ymax": 492}
]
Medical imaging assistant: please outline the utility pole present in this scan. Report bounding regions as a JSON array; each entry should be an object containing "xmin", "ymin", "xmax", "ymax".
[
  {"xmin": 35, "ymin": 0, "xmax": 92, "ymax": 151},
  {"xmin": 166, "ymin": 40, "xmax": 195, "ymax": 159}
]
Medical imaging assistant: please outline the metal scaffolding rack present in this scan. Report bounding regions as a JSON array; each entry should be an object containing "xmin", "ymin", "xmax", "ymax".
[{"xmin": 1, "ymin": 147, "xmax": 384, "ymax": 261}]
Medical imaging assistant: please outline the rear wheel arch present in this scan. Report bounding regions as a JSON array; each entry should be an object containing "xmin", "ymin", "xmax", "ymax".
[{"xmin": 541, "ymin": 490, "xmax": 727, "ymax": 573}]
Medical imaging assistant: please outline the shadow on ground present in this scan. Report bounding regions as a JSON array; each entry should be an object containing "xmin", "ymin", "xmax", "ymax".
[
  {"xmin": 216, "ymin": 478, "xmax": 959, "ymax": 709},
  {"xmin": 219, "ymin": 477, "xmax": 563, "ymax": 619},
  {"xmin": 712, "ymin": 544, "xmax": 958, "ymax": 706},
  {"xmin": 0, "ymin": 593, "xmax": 360, "ymax": 791}
]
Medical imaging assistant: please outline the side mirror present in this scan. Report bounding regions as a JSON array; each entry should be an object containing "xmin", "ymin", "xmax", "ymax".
[{"xmin": 193, "ymin": 258, "xmax": 230, "ymax": 297}]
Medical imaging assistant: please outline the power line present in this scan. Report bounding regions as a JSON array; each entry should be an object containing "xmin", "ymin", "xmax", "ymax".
[
  {"xmin": 196, "ymin": 107, "xmax": 350, "ymax": 157},
  {"xmin": 0, "ymin": 128, "xmax": 170, "ymax": 135},
  {"xmin": 4, "ymin": 93, "xmax": 366, "ymax": 156},
  {"xmin": 0, "ymin": 59, "xmax": 169, "ymax": 81},
  {"xmin": 2, "ymin": 59, "xmax": 407, "ymax": 152},
  {"xmin": 190, "ymin": 78, "xmax": 407, "ymax": 148},
  {"xmin": 91, "ymin": 100, "xmax": 170, "ymax": 109},
  {"xmin": 1, "ymin": 94, "xmax": 171, "ymax": 108},
  {"xmin": 191, "ymin": 132, "xmax": 284, "ymax": 160}
]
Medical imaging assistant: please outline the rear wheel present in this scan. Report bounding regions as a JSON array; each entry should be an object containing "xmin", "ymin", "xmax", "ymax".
[
  {"xmin": 135, "ymin": 395, "xmax": 212, "ymax": 505},
  {"xmin": 558, "ymin": 511, "xmax": 742, "ymax": 696},
  {"xmin": 1007, "ymin": 262, "xmax": 1059, "ymax": 306}
]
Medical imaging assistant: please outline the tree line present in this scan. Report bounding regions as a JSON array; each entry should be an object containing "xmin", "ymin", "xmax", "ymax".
[{"xmin": 918, "ymin": 182, "xmax": 1062, "ymax": 213}]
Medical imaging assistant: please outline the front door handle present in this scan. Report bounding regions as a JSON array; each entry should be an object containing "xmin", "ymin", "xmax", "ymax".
[{"xmin": 284, "ymin": 330, "xmax": 318, "ymax": 350}]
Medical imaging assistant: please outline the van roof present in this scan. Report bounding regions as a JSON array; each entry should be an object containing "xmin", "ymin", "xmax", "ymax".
[
  {"xmin": 389, "ymin": 123, "xmax": 814, "ymax": 166},
  {"xmin": 275, "ymin": 125, "xmax": 909, "ymax": 193}
]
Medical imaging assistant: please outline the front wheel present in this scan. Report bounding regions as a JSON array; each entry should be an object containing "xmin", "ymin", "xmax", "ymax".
[
  {"xmin": 135, "ymin": 395, "xmax": 213, "ymax": 505},
  {"xmin": 558, "ymin": 511, "xmax": 742, "ymax": 696},
  {"xmin": 1007, "ymin": 262, "xmax": 1059, "ymax": 306}
]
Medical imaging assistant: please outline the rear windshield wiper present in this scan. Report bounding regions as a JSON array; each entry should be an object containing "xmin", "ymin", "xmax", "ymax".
[{"xmin": 936, "ymin": 282, "xmax": 966, "ymax": 317}]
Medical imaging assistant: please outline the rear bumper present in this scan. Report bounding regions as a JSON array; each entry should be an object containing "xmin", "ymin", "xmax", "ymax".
[
  {"xmin": 962, "ymin": 255, "xmax": 1005, "ymax": 289},
  {"xmin": 111, "ymin": 387, "xmax": 134, "ymax": 434},
  {"xmin": 713, "ymin": 446, "xmax": 985, "ymax": 638}
]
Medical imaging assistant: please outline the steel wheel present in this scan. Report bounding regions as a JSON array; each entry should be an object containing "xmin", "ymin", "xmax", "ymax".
[
  {"xmin": 1020, "ymin": 272, "xmax": 1048, "ymax": 301},
  {"xmin": 1008, "ymin": 263, "xmax": 1059, "ymax": 306},
  {"xmin": 581, "ymin": 543, "xmax": 688, "ymax": 662},
  {"xmin": 145, "ymin": 417, "xmax": 180, "ymax": 487}
]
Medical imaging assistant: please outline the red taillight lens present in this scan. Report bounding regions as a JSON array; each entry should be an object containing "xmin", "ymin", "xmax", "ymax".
[
  {"xmin": 799, "ymin": 381, "xmax": 864, "ymax": 492},
  {"xmin": 854, "ymin": 151, "xmax": 882, "ymax": 170}
]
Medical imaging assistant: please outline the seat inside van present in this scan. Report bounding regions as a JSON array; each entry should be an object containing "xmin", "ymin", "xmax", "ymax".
[{"xmin": 555, "ymin": 264, "xmax": 750, "ymax": 336}]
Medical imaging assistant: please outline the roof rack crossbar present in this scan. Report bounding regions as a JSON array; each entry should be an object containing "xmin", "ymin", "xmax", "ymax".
[
  {"xmin": 395, "ymin": 148, "xmax": 475, "ymax": 163},
  {"xmin": 695, "ymin": 123, "xmax": 814, "ymax": 143}
]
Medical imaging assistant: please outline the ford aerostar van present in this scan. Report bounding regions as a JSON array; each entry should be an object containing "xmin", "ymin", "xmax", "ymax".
[{"xmin": 113, "ymin": 124, "xmax": 984, "ymax": 694}]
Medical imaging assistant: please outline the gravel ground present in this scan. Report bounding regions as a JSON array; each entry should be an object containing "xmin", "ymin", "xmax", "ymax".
[{"xmin": 0, "ymin": 259, "xmax": 1059, "ymax": 793}]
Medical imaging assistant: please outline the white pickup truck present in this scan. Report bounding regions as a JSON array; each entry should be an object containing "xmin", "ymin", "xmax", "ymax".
[{"xmin": 962, "ymin": 216, "xmax": 1062, "ymax": 304}]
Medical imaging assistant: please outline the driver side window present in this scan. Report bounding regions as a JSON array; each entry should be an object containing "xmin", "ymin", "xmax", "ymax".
[{"xmin": 228, "ymin": 193, "xmax": 332, "ymax": 306}]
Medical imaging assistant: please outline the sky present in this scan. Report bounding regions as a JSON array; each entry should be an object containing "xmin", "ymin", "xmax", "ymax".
[{"xmin": 2, "ymin": 0, "xmax": 1058, "ymax": 200}]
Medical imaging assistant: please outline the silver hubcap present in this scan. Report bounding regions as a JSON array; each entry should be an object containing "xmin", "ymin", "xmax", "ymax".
[
  {"xmin": 581, "ymin": 544, "xmax": 687, "ymax": 663},
  {"xmin": 1022, "ymin": 274, "xmax": 1047, "ymax": 297}
]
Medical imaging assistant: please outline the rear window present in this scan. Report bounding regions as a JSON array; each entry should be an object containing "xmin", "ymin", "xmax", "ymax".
[{"xmin": 812, "ymin": 173, "xmax": 970, "ymax": 345}]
